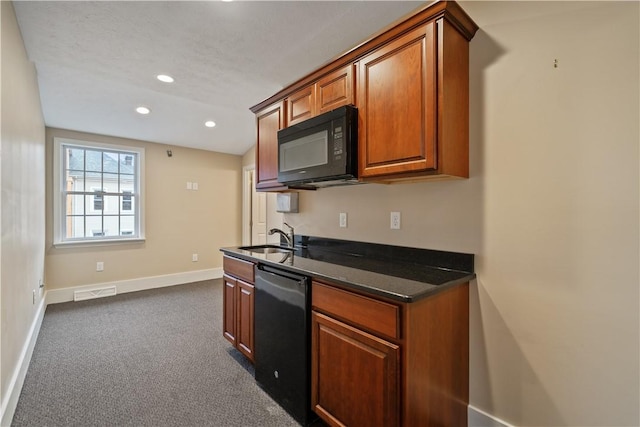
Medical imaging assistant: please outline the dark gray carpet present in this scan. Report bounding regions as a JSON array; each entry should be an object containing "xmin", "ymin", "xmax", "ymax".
[{"xmin": 11, "ymin": 279, "xmax": 300, "ymax": 427}]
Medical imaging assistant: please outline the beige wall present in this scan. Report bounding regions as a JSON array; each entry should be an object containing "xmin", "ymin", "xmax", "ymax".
[
  {"xmin": 45, "ymin": 128, "xmax": 242, "ymax": 290},
  {"xmin": 1, "ymin": 0, "xmax": 46, "ymax": 421},
  {"xmin": 281, "ymin": 2, "xmax": 640, "ymax": 426},
  {"xmin": 241, "ymin": 145, "xmax": 255, "ymax": 168}
]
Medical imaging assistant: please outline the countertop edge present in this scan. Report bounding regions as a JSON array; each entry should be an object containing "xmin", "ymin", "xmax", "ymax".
[{"xmin": 220, "ymin": 247, "xmax": 475, "ymax": 303}]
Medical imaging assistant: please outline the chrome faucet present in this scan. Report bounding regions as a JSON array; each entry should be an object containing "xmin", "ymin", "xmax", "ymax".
[{"xmin": 269, "ymin": 222, "xmax": 294, "ymax": 248}]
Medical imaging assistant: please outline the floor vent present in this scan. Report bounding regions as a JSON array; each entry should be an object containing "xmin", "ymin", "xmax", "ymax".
[{"xmin": 73, "ymin": 286, "xmax": 117, "ymax": 302}]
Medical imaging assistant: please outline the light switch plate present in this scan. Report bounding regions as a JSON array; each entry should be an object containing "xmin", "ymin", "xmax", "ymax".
[
  {"xmin": 339, "ymin": 212, "xmax": 347, "ymax": 228},
  {"xmin": 390, "ymin": 212, "xmax": 401, "ymax": 229}
]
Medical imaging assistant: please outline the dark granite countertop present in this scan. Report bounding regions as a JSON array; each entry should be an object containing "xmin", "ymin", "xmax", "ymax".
[{"xmin": 220, "ymin": 236, "xmax": 475, "ymax": 303}]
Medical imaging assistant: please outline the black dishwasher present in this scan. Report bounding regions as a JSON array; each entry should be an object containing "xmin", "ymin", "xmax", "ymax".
[{"xmin": 254, "ymin": 264, "xmax": 316, "ymax": 426}]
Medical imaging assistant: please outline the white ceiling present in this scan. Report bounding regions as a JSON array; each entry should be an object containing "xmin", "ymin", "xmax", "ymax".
[
  {"xmin": 13, "ymin": 0, "xmax": 426, "ymax": 155},
  {"xmin": 13, "ymin": 1, "xmax": 603, "ymax": 156}
]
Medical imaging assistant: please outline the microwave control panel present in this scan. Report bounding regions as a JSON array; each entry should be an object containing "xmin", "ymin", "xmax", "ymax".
[{"xmin": 332, "ymin": 121, "xmax": 344, "ymax": 161}]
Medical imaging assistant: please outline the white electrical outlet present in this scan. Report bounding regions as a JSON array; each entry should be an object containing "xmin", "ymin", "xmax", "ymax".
[
  {"xmin": 96, "ymin": 261, "xmax": 104, "ymax": 272},
  {"xmin": 390, "ymin": 212, "xmax": 401, "ymax": 229},
  {"xmin": 339, "ymin": 212, "xmax": 348, "ymax": 228},
  {"xmin": 192, "ymin": 253, "xmax": 199, "ymax": 262}
]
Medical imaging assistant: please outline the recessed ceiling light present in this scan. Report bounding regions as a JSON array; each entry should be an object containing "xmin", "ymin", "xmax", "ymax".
[
  {"xmin": 157, "ymin": 74, "xmax": 174, "ymax": 83},
  {"xmin": 136, "ymin": 106, "xmax": 151, "ymax": 115},
  {"xmin": 205, "ymin": 121, "xmax": 216, "ymax": 128}
]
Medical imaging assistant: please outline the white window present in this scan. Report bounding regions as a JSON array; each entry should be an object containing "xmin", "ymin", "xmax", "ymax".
[{"xmin": 53, "ymin": 138, "xmax": 145, "ymax": 245}]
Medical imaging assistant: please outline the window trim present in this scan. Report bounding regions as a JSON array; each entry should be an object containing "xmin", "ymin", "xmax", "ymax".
[{"xmin": 53, "ymin": 137, "xmax": 145, "ymax": 246}]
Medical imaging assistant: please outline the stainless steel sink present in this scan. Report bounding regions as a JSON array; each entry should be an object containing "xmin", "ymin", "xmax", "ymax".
[{"xmin": 238, "ymin": 245, "xmax": 295, "ymax": 254}]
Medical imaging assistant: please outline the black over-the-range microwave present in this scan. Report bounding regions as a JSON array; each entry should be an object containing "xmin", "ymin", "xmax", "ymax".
[{"xmin": 277, "ymin": 105, "xmax": 358, "ymax": 188}]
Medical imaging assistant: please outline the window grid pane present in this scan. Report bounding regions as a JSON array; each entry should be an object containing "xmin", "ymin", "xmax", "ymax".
[{"xmin": 62, "ymin": 143, "xmax": 140, "ymax": 242}]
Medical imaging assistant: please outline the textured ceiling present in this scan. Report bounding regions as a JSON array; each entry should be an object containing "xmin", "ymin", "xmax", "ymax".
[
  {"xmin": 13, "ymin": 1, "xmax": 601, "ymax": 155},
  {"xmin": 13, "ymin": 0, "xmax": 425, "ymax": 155}
]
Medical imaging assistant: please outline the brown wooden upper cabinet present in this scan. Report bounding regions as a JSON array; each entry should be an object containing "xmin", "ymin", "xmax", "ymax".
[
  {"xmin": 317, "ymin": 65, "xmax": 354, "ymax": 114},
  {"xmin": 357, "ymin": 23, "xmax": 437, "ymax": 179},
  {"xmin": 287, "ymin": 65, "xmax": 354, "ymax": 127},
  {"xmin": 286, "ymin": 85, "xmax": 315, "ymax": 127},
  {"xmin": 255, "ymin": 100, "xmax": 287, "ymax": 191},
  {"xmin": 358, "ymin": 17, "xmax": 474, "ymax": 181},
  {"xmin": 250, "ymin": 1, "xmax": 478, "ymax": 190}
]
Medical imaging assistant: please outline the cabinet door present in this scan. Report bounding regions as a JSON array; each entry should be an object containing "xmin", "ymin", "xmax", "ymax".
[
  {"xmin": 222, "ymin": 274, "xmax": 237, "ymax": 345},
  {"xmin": 256, "ymin": 100, "xmax": 287, "ymax": 191},
  {"xmin": 287, "ymin": 85, "xmax": 316, "ymax": 126},
  {"xmin": 236, "ymin": 279, "xmax": 255, "ymax": 363},
  {"xmin": 317, "ymin": 64, "xmax": 354, "ymax": 114},
  {"xmin": 357, "ymin": 22, "xmax": 437, "ymax": 178},
  {"xmin": 311, "ymin": 311, "xmax": 400, "ymax": 427},
  {"xmin": 287, "ymin": 64, "xmax": 354, "ymax": 126}
]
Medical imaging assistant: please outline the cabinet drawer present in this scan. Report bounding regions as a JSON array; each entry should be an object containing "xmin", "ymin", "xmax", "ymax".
[
  {"xmin": 312, "ymin": 281, "xmax": 400, "ymax": 339},
  {"xmin": 223, "ymin": 256, "xmax": 255, "ymax": 283}
]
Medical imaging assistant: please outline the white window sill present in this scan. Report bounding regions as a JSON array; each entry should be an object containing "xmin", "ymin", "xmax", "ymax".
[{"xmin": 53, "ymin": 238, "xmax": 146, "ymax": 249}]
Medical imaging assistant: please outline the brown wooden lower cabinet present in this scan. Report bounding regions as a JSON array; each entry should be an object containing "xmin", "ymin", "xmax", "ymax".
[
  {"xmin": 222, "ymin": 274, "xmax": 237, "ymax": 344},
  {"xmin": 223, "ymin": 274, "xmax": 255, "ymax": 362},
  {"xmin": 235, "ymin": 279, "xmax": 254, "ymax": 361},
  {"xmin": 311, "ymin": 311, "xmax": 400, "ymax": 427},
  {"xmin": 311, "ymin": 280, "xmax": 469, "ymax": 427},
  {"xmin": 222, "ymin": 256, "xmax": 256, "ymax": 363}
]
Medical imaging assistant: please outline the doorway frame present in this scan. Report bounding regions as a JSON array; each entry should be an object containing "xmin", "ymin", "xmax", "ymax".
[{"xmin": 242, "ymin": 165, "xmax": 253, "ymax": 246}]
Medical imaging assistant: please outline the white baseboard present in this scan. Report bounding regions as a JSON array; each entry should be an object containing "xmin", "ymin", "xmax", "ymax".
[
  {"xmin": 468, "ymin": 405, "xmax": 513, "ymax": 427},
  {"xmin": 46, "ymin": 268, "xmax": 223, "ymax": 305},
  {"xmin": 0, "ymin": 297, "xmax": 46, "ymax": 427}
]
